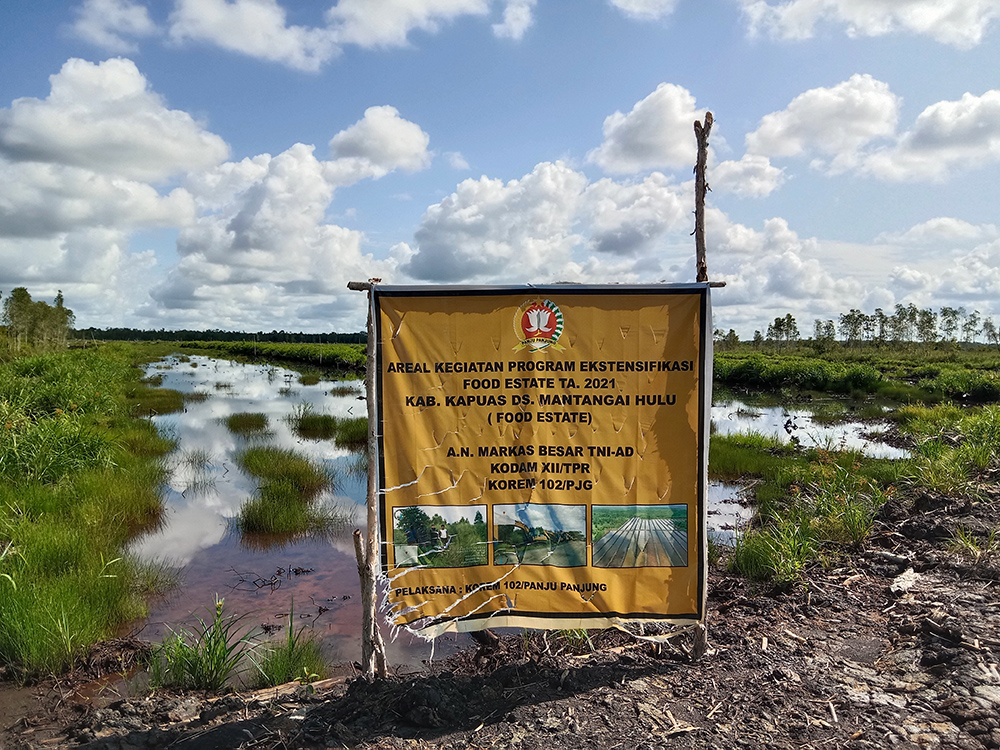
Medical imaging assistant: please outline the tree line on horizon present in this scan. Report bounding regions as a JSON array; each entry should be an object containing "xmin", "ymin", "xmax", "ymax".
[
  {"xmin": 1, "ymin": 287, "xmax": 365, "ymax": 351},
  {"xmin": 716, "ymin": 303, "xmax": 1000, "ymax": 351},
  {"xmin": 73, "ymin": 327, "xmax": 366, "ymax": 345},
  {"xmin": 7, "ymin": 287, "xmax": 998, "ymax": 355}
]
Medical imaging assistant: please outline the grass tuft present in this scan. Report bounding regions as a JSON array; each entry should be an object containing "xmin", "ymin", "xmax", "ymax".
[
  {"xmin": 235, "ymin": 446, "xmax": 333, "ymax": 499},
  {"xmin": 150, "ymin": 596, "xmax": 253, "ymax": 691},
  {"xmin": 225, "ymin": 412, "xmax": 270, "ymax": 436},
  {"xmin": 250, "ymin": 601, "xmax": 326, "ymax": 688},
  {"xmin": 948, "ymin": 525, "xmax": 999, "ymax": 565},
  {"xmin": 0, "ymin": 345, "xmax": 177, "ymax": 678}
]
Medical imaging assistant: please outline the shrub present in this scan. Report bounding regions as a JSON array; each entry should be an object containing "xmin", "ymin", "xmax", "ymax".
[{"xmin": 150, "ymin": 597, "xmax": 252, "ymax": 691}]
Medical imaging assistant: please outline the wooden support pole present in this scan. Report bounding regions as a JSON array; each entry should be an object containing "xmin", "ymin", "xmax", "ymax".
[
  {"xmin": 349, "ymin": 280, "xmax": 387, "ymax": 679},
  {"xmin": 691, "ymin": 114, "xmax": 715, "ymax": 649},
  {"xmin": 693, "ymin": 111, "xmax": 713, "ymax": 284}
]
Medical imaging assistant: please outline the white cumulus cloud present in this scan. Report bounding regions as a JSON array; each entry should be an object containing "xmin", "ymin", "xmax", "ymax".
[
  {"xmin": 708, "ymin": 217, "xmax": 863, "ymax": 328},
  {"xmin": 0, "ymin": 58, "xmax": 229, "ymax": 182},
  {"xmin": 325, "ymin": 105, "xmax": 431, "ymax": 184},
  {"xmin": 183, "ymin": 155, "xmax": 273, "ymax": 211},
  {"xmin": 402, "ymin": 161, "xmax": 588, "ymax": 282},
  {"xmin": 0, "ymin": 230, "xmax": 162, "ymax": 330},
  {"xmin": 493, "ymin": 0, "xmax": 537, "ymax": 39},
  {"xmin": 146, "ymin": 142, "xmax": 396, "ymax": 330},
  {"xmin": 863, "ymin": 90, "xmax": 1000, "ymax": 181},
  {"xmin": 934, "ymin": 241, "xmax": 1000, "ymax": 297},
  {"xmin": 327, "ymin": 0, "xmax": 492, "ymax": 48},
  {"xmin": 745, "ymin": 74, "xmax": 899, "ymax": 174},
  {"xmin": 0, "ymin": 56, "xmax": 228, "ymax": 325},
  {"xmin": 0, "ymin": 55, "xmax": 434, "ymax": 331},
  {"xmin": 72, "ymin": 0, "xmax": 158, "ymax": 52},
  {"xmin": 711, "ymin": 154, "xmax": 785, "ymax": 197},
  {"xmin": 587, "ymin": 83, "xmax": 707, "ymax": 174},
  {"xmin": 168, "ymin": 0, "xmax": 339, "ymax": 71},
  {"xmin": 884, "ymin": 241, "xmax": 1000, "ymax": 306},
  {"xmin": 583, "ymin": 172, "xmax": 687, "ymax": 255},
  {"xmin": 0, "ymin": 161, "xmax": 195, "ymax": 238},
  {"xmin": 740, "ymin": 0, "xmax": 1000, "ymax": 49}
]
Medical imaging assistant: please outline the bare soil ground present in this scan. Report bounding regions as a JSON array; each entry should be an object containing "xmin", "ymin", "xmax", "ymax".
[{"xmin": 3, "ymin": 487, "xmax": 999, "ymax": 750}]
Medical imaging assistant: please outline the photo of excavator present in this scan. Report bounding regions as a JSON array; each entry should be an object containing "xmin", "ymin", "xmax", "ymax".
[{"xmin": 493, "ymin": 504, "xmax": 586, "ymax": 566}]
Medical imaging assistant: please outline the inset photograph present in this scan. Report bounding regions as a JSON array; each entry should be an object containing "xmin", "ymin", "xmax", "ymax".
[
  {"xmin": 493, "ymin": 504, "xmax": 587, "ymax": 567},
  {"xmin": 592, "ymin": 505, "xmax": 688, "ymax": 567},
  {"xmin": 392, "ymin": 505, "xmax": 488, "ymax": 568}
]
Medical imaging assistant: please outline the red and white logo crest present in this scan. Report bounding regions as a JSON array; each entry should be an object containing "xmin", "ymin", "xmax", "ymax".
[{"xmin": 514, "ymin": 299, "xmax": 564, "ymax": 351}]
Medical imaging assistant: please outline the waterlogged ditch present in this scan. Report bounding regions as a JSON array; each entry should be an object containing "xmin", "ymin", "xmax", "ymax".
[{"xmin": 131, "ymin": 357, "xmax": 912, "ymax": 675}]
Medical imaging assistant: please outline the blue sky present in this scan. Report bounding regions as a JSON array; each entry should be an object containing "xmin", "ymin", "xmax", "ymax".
[{"xmin": 1, "ymin": 0, "xmax": 999, "ymax": 336}]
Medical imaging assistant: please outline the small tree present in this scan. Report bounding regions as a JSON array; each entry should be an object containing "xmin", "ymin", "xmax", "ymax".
[
  {"xmin": 2, "ymin": 287, "xmax": 34, "ymax": 351},
  {"xmin": 873, "ymin": 308, "xmax": 889, "ymax": 345},
  {"xmin": 782, "ymin": 314, "xmax": 799, "ymax": 345},
  {"xmin": 1, "ymin": 288, "xmax": 75, "ymax": 351},
  {"xmin": 982, "ymin": 317, "xmax": 1000, "ymax": 352},
  {"xmin": 963, "ymin": 310, "xmax": 981, "ymax": 343},
  {"xmin": 813, "ymin": 319, "xmax": 836, "ymax": 352},
  {"xmin": 839, "ymin": 309, "xmax": 864, "ymax": 346},
  {"xmin": 939, "ymin": 306, "xmax": 964, "ymax": 342},
  {"xmin": 715, "ymin": 328, "xmax": 740, "ymax": 351},
  {"xmin": 766, "ymin": 317, "xmax": 786, "ymax": 348},
  {"xmin": 917, "ymin": 308, "xmax": 938, "ymax": 346}
]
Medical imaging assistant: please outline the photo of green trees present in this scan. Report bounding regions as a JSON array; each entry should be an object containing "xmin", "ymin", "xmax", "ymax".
[{"xmin": 391, "ymin": 505, "xmax": 489, "ymax": 568}]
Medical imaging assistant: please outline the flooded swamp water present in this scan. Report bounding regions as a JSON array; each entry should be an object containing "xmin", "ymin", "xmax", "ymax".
[
  {"xmin": 707, "ymin": 397, "xmax": 909, "ymax": 542},
  {"xmin": 134, "ymin": 355, "xmax": 457, "ymax": 672},
  {"xmin": 712, "ymin": 398, "xmax": 910, "ymax": 460},
  {"xmin": 131, "ymin": 356, "xmax": 907, "ymax": 672}
]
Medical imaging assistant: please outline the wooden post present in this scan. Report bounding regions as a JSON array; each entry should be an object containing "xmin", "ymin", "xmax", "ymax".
[
  {"xmin": 693, "ymin": 111, "xmax": 713, "ymax": 283},
  {"xmin": 348, "ymin": 280, "xmax": 387, "ymax": 679},
  {"xmin": 691, "ymin": 116, "xmax": 714, "ymax": 653}
]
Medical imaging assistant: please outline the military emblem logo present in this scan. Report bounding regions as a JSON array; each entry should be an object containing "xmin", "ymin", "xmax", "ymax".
[{"xmin": 514, "ymin": 299, "xmax": 564, "ymax": 351}]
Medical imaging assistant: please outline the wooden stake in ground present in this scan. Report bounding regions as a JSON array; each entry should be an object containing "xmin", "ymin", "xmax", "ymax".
[
  {"xmin": 693, "ymin": 111, "xmax": 713, "ymax": 283},
  {"xmin": 347, "ymin": 280, "xmax": 388, "ymax": 679},
  {"xmin": 691, "ymin": 116, "xmax": 713, "ymax": 655}
]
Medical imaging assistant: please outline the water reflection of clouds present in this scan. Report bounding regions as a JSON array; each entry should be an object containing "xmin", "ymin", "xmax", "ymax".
[
  {"xmin": 706, "ymin": 481, "xmax": 753, "ymax": 545},
  {"xmin": 131, "ymin": 487, "xmax": 230, "ymax": 564},
  {"xmin": 711, "ymin": 400, "xmax": 909, "ymax": 460},
  {"xmin": 132, "ymin": 356, "xmax": 368, "ymax": 567}
]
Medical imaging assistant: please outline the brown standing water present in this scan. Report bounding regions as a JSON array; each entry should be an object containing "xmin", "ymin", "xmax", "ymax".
[{"xmin": 133, "ymin": 355, "xmax": 460, "ymax": 672}]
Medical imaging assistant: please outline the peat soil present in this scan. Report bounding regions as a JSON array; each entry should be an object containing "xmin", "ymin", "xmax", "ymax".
[{"xmin": 2, "ymin": 488, "xmax": 999, "ymax": 750}]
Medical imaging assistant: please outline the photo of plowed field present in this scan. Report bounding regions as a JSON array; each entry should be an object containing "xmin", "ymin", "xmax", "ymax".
[{"xmin": 591, "ymin": 505, "xmax": 688, "ymax": 567}]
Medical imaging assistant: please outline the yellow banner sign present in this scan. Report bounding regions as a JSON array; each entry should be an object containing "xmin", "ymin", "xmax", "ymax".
[{"xmin": 375, "ymin": 285, "xmax": 711, "ymax": 634}]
